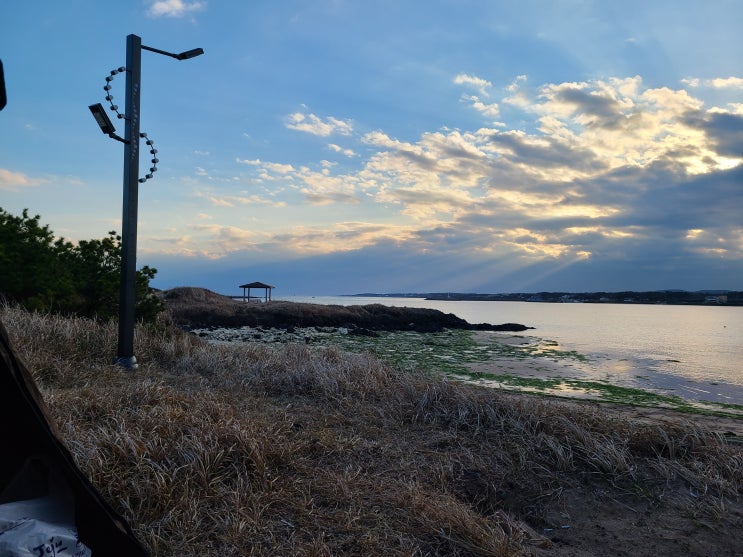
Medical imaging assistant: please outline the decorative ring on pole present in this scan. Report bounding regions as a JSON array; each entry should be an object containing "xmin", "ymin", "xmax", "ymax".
[
  {"xmin": 138, "ymin": 133, "xmax": 159, "ymax": 183},
  {"xmin": 103, "ymin": 67, "xmax": 159, "ymax": 184},
  {"xmin": 103, "ymin": 67, "xmax": 126, "ymax": 121}
]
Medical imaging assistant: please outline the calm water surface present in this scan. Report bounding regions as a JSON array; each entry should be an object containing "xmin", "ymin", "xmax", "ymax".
[{"xmin": 280, "ymin": 296, "xmax": 743, "ymax": 404}]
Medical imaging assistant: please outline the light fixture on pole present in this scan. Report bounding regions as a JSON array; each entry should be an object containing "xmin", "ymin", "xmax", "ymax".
[
  {"xmin": 89, "ymin": 34, "xmax": 203, "ymax": 370},
  {"xmin": 141, "ymin": 45, "xmax": 205, "ymax": 60},
  {"xmin": 88, "ymin": 103, "xmax": 126, "ymax": 143}
]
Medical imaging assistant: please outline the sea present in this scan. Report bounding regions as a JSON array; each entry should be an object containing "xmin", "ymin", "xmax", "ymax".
[{"xmin": 278, "ymin": 296, "xmax": 743, "ymax": 405}]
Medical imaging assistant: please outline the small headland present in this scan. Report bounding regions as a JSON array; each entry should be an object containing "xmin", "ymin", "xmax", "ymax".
[{"xmin": 161, "ymin": 286, "xmax": 533, "ymax": 334}]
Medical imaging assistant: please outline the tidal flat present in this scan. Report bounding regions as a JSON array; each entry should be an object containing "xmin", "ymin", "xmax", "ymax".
[{"xmin": 192, "ymin": 324, "xmax": 743, "ymax": 419}]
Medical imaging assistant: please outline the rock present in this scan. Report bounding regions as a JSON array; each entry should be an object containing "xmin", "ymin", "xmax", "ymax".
[{"xmin": 163, "ymin": 287, "xmax": 534, "ymax": 333}]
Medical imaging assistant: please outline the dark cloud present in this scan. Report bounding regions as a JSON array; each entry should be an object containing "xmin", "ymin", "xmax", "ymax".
[
  {"xmin": 417, "ymin": 162, "xmax": 743, "ymax": 274},
  {"xmin": 683, "ymin": 111, "xmax": 743, "ymax": 157},
  {"xmin": 548, "ymin": 87, "xmax": 652, "ymax": 132},
  {"xmin": 598, "ymin": 164, "xmax": 743, "ymax": 231},
  {"xmin": 435, "ymin": 141, "xmax": 484, "ymax": 163},
  {"xmin": 373, "ymin": 137, "xmax": 487, "ymax": 182},
  {"xmin": 485, "ymin": 131, "xmax": 607, "ymax": 173},
  {"xmin": 390, "ymin": 148, "xmax": 438, "ymax": 172},
  {"xmin": 553, "ymin": 87, "xmax": 622, "ymax": 120},
  {"xmin": 149, "ymin": 235, "xmax": 743, "ymax": 295}
]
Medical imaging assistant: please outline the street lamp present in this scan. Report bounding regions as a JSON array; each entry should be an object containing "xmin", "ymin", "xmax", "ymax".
[
  {"xmin": 89, "ymin": 34, "xmax": 203, "ymax": 370},
  {"xmin": 141, "ymin": 45, "xmax": 205, "ymax": 60},
  {"xmin": 88, "ymin": 103, "xmax": 126, "ymax": 142}
]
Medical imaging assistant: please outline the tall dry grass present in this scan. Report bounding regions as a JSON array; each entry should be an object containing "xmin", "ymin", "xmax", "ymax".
[{"xmin": 2, "ymin": 304, "xmax": 742, "ymax": 556}]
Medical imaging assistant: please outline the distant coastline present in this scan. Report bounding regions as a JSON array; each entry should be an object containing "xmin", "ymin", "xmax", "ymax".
[{"xmin": 349, "ymin": 290, "xmax": 743, "ymax": 306}]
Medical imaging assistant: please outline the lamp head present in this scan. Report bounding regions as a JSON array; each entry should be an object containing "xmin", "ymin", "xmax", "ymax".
[
  {"xmin": 88, "ymin": 103, "xmax": 116, "ymax": 135},
  {"xmin": 176, "ymin": 48, "xmax": 204, "ymax": 60}
]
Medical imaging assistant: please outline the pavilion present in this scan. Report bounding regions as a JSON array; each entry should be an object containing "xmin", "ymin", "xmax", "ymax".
[{"xmin": 239, "ymin": 281, "xmax": 275, "ymax": 302}]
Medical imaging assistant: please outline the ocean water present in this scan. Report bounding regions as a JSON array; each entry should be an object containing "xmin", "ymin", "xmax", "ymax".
[{"xmin": 279, "ymin": 296, "xmax": 743, "ymax": 404}]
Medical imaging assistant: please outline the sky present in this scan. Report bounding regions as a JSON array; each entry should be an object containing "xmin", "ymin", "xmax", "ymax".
[{"xmin": 1, "ymin": 0, "xmax": 742, "ymax": 296}]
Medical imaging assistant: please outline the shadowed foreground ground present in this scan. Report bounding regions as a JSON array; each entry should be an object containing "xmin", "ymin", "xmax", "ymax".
[{"xmin": 3, "ymin": 303, "xmax": 742, "ymax": 556}]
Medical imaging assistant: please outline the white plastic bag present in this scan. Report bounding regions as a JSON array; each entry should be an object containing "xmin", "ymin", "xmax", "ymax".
[{"xmin": 0, "ymin": 496, "xmax": 91, "ymax": 557}]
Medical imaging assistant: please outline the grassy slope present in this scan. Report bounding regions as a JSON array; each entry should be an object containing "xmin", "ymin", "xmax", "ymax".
[{"xmin": 3, "ymin": 305, "xmax": 743, "ymax": 556}]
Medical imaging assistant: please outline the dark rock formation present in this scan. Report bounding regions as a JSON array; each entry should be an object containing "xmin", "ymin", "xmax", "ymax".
[{"xmin": 162, "ymin": 287, "xmax": 534, "ymax": 333}]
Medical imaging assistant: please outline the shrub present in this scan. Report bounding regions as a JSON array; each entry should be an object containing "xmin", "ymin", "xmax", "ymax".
[{"xmin": 0, "ymin": 207, "xmax": 162, "ymax": 322}]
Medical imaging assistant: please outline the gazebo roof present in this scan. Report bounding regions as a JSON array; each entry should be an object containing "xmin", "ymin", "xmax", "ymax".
[{"xmin": 239, "ymin": 282, "xmax": 275, "ymax": 289}]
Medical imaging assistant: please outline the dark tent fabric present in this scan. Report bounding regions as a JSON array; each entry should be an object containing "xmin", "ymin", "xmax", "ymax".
[{"xmin": 0, "ymin": 317, "xmax": 149, "ymax": 556}]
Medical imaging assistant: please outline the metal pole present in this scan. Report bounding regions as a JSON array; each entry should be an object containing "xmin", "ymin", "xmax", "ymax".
[{"xmin": 116, "ymin": 34, "xmax": 141, "ymax": 370}]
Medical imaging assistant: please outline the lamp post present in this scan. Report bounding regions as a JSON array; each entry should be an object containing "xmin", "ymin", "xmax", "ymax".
[{"xmin": 90, "ymin": 34, "xmax": 203, "ymax": 370}]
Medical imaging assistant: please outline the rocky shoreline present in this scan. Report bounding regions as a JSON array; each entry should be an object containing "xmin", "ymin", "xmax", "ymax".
[
  {"xmin": 163, "ymin": 287, "xmax": 534, "ymax": 334},
  {"xmin": 190, "ymin": 325, "xmax": 381, "ymax": 344}
]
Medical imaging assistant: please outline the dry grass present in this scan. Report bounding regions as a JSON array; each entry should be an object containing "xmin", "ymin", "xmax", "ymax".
[{"xmin": 3, "ymin": 304, "xmax": 742, "ymax": 556}]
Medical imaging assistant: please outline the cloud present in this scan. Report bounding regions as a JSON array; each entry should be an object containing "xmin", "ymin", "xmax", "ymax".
[
  {"xmin": 361, "ymin": 130, "xmax": 490, "ymax": 210},
  {"xmin": 683, "ymin": 76, "xmax": 743, "ymax": 90},
  {"xmin": 245, "ymin": 161, "xmax": 295, "ymax": 175},
  {"xmin": 143, "ymin": 235, "xmax": 203, "ymax": 257},
  {"xmin": 483, "ymin": 130, "xmax": 607, "ymax": 178},
  {"xmin": 195, "ymin": 189, "xmax": 287, "ymax": 209},
  {"xmin": 328, "ymin": 143, "xmax": 356, "ymax": 157},
  {"xmin": 682, "ymin": 112, "xmax": 743, "ymax": 159},
  {"xmin": 297, "ymin": 171, "xmax": 361, "ymax": 205},
  {"xmin": 207, "ymin": 195, "xmax": 286, "ymax": 208},
  {"xmin": 455, "ymin": 74, "xmax": 501, "ymax": 119},
  {"xmin": 460, "ymin": 94, "xmax": 501, "ymax": 120},
  {"xmin": 235, "ymin": 158, "xmax": 363, "ymax": 205},
  {"xmin": 454, "ymin": 73, "xmax": 492, "ymax": 96},
  {"xmin": 144, "ymin": 75, "xmax": 743, "ymax": 292},
  {"xmin": 550, "ymin": 86, "xmax": 624, "ymax": 122},
  {"xmin": 189, "ymin": 166, "xmax": 244, "ymax": 183},
  {"xmin": 506, "ymin": 75, "xmax": 527, "ymax": 93},
  {"xmin": 147, "ymin": 0, "xmax": 206, "ymax": 18},
  {"xmin": 0, "ymin": 168, "xmax": 48, "ymax": 191},
  {"xmin": 376, "ymin": 78, "xmax": 738, "ymax": 256},
  {"xmin": 709, "ymin": 77, "xmax": 743, "ymax": 89},
  {"xmin": 147, "ymin": 219, "xmax": 418, "ymax": 261},
  {"xmin": 268, "ymin": 222, "xmax": 417, "ymax": 254},
  {"xmin": 285, "ymin": 112, "xmax": 353, "ymax": 136},
  {"xmin": 236, "ymin": 158, "xmax": 296, "ymax": 182},
  {"xmin": 144, "ymin": 224, "xmax": 269, "ymax": 259}
]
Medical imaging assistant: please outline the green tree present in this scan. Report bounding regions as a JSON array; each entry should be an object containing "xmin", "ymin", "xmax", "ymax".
[
  {"xmin": 0, "ymin": 207, "xmax": 163, "ymax": 321},
  {"xmin": 0, "ymin": 209, "xmax": 72, "ymax": 310}
]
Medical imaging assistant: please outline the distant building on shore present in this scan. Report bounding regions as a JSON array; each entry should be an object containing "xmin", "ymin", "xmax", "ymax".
[{"xmin": 239, "ymin": 281, "xmax": 275, "ymax": 303}]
